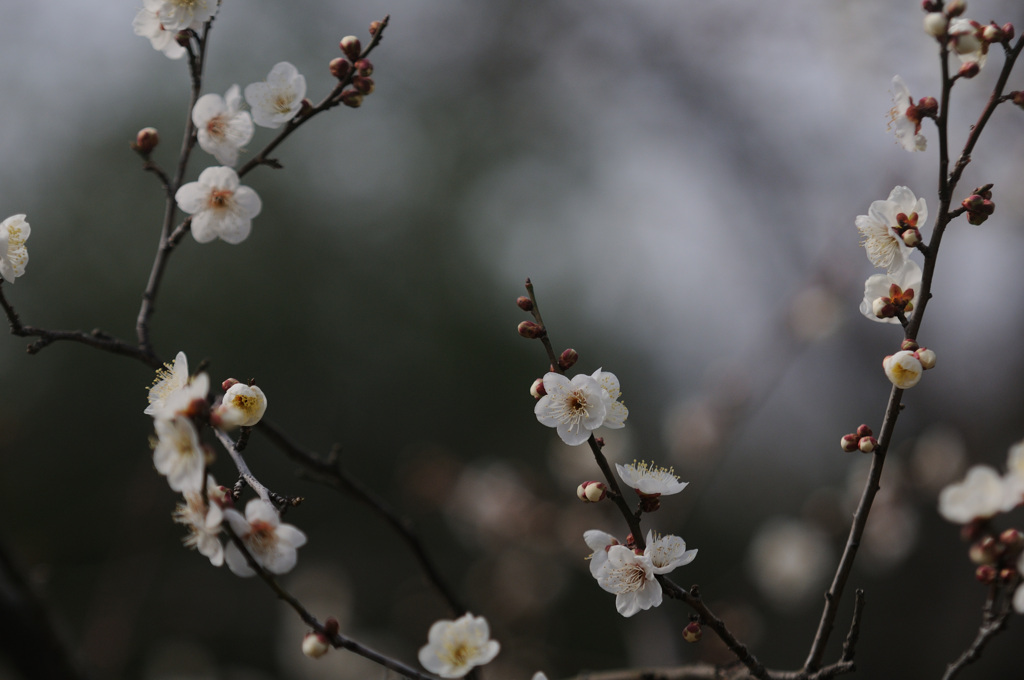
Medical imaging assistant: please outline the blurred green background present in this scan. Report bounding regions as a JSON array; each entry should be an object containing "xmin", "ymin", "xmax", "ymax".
[{"xmin": 2, "ymin": 1, "xmax": 1024, "ymax": 679}]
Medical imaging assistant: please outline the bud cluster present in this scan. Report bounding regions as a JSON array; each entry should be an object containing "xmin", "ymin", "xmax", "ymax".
[
  {"xmin": 840, "ymin": 424, "xmax": 878, "ymax": 454},
  {"xmin": 961, "ymin": 184, "xmax": 995, "ymax": 225},
  {"xmin": 969, "ymin": 529, "xmax": 1024, "ymax": 586},
  {"xmin": 882, "ymin": 340, "xmax": 936, "ymax": 389},
  {"xmin": 331, "ymin": 28, "xmax": 378, "ymax": 108},
  {"xmin": 577, "ymin": 480, "xmax": 608, "ymax": 503}
]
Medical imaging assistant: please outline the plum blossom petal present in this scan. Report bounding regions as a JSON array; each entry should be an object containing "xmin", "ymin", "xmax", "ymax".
[
  {"xmin": 615, "ymin": 460, "xmax": 688, "ymax": 496},
  {"xmin": 644, "ymin": 530, "xmax": 697, "ymax": 574},
  {"xmin": 889, "ymin": 76, "xmax": 927, "ymax": 152},
  {"xmin": 595, "ymin": 545, "xmax": 662, "ymax": 617},
  {"xmin": 859, "ymin": 260, "xmax": 922, "ymax": 324},
  {"xmin": 173, "ymin": 475, "xmax": 225, "ymax": 566},
  {"xmin": 592, "ymin": 368, "xmax": 628, "ymax": 428},
  {"xmin": 534, "ymin": 372, "xmax": 608, "ymax": 445},
  {"xmin": 153, "ymin": 416, "xmax": 205, "ymax": 494},
  {"xmin": 938, "ymin": 466, "xmax": 1004, "ymax": 524},
  {"xmin": 0, "ymin": 214, "xmax": 30, "ymax": 283},
  {"xmin": 417, "ymin": 613, "xmax": 500, "ymax": 678},
  {"xmin": 132, "ymin": 4, "xmax": 186, "ymax": 59},
  {"xmin": 856, "ymin": 186, "xmax": 926, "ymax": 272},
  {"xmin": 193, "ymin": 85, "xmax": 254, "ymax": 166},
  {"xmin": 583, "ymin": 529, "xmax": 620, "ymax": 577}
]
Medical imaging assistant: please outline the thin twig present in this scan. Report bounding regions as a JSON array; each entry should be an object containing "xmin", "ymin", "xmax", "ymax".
[{"xmin": 941, "ymin": 586, "xmax": 1013, "ymax": 680}]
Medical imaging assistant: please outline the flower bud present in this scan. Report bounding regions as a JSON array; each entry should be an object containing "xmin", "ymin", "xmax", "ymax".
[
  {"xmin": 329, "ymin": 57, "xmax": 352, "ymax": 81},
  {"xmin": 1000, "ymin": 528, "xmax": 1023, "ymax": 549},
  {"xmin": 340, "ymin": 89, "xmax": 364, "ymax": 108},
  {"xmin": 221, "ymin": 378, "xmax": 240, "ymax": 391},
  {"xmin": 915, "ymin": 347, "xmax": 936, "ymax": 370},
  {"xmin": 855, "ymin": 424, "xmax": 873, "ymax": 438},
  {"xmin": 958, "ymin": 61, "xmax": 980, "ymax": 79},
  {"xmin": 883, "ymin": 351, "xmax": 924, "ymax": 389},
  {"xmin": 683, "ymin": 621, "xmax": 703, "ymax": 643},
  {"xmin": 530, "ymin": 378, "xmax": 546, "ymax": 399},
  {"xmin": 970, "ymin": 536, "xmax": 1003, "ymax": 564},
  {"xmin": 302, "ymin": 632, "xmax": 330, "ymax": 659},
  {"xmin": 917, "ymin": 96, "xmax": 939, "ymax": 118},
  {"xmin": 593, "ymin": 436, "xmax": 605, "ymax": 448},
  {"xmin": 982, "ymin": 23, "xmax": 1005, "ymax": 43},
  {"xmin": 900, "ymin": 338, "xmax": 920, "ymax": 351},
  {"xmin": 352, "ymin": 76, "xmax": 375, "ymax": 95},
  {"xmin": 558, "ymin": 348, "xmax": 579, "ymax": 370},
  {"xmin": 975, "ymin": 564, "xmax": 997, "ymax": 584},
  {"xmin": 1000, "ymin": 567, "xmax": 1017, "ymax": 582},
  {"xmin": 924, "ymin": 12, "xmax": 948, "ymax": 36},
  {"xmin": 841, "ymin": 433, "xmax": 859, "ymax": 452},
  {"xmin": 871, "ymin": 297, "xmax": 893, "ymax": 318},
  {"xmin": 1002, "ymin": 23, "xmax": 1015, "ymax": 40},
  {"xmin": 324, "ymin": 617, "xmax": 341, "ymax": 636},
  {"xmin": 944, "ymin": 0, "xmax": 966, "ymax": 18},
  {"xmin": 858, "ymin": 436, "xmax": 879, "ymax": 453},
  {"xmin": 901, "ymin": 227, "xmax": 922, "ymax": 247},
  {"xmin": 518, "ymin": 320, "xmax": 544, "ymax": 339},
  {"xmin": 134, "ymin": 127, "xmax": 160, "ymax": 154},
  {"xmin": 577, "ymin": 481, "xmax": 607, "ymax": 503},
  {"xmin": 516, "ymin": 296, "xmax": 534, "ymax": 312},
  {"xmin": 369, "ymin": 20, "xmax": 383, "ymax": 36},
  {"xmin": 354, "ymin": 59, "xmax": 374, "ymax": 76},
  {"xmin": 340, "ymin": 35, "xmax": 362, "ymax": 61}
]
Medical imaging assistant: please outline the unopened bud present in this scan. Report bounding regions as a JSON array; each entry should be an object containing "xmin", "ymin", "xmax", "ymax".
[
  {"xmin": 558, "ymin": 348, "xmax": 579, "ymax": 370},
  {"xmin": 975, "ymin": 564, "xmax": 997, "ymax": 584},
  {"xmin": 924, "ymin": 12, "xmax": 948, "ymax": 36},
  {"xmin": 901, "ymin": 227, "xmax": 922, "ymax": 247},
  {"xmin": 323, "ymin": 617, "xmax": 340, "ymax": 637},
  {"xmin": 221, "ymin": 378, "xmax": 240, "ymax": 391},
  {"xmin": 340, "ymin": 35, "xmax": 362, "ymax": 61},
  {"xmin": 982, "ymin": 23, "xmax": 1005, "ymax": 43},
  {"xmin": 1012, "ymin": 91, "xmax": 1024, "ymax": 109},
  {"xmin": 916, "ymin": 347, "xmax": 937, "ymax": 369},
  {"xmin": 518, "ymin": 320, "xmax": 544, "ymax": 339},
  {"xmin": 970, "ymin": 536, "xmax": 1004, "ymax": 565},
  {"xmin": 858, "ymin": 436, "xmax": 879, "ymax": 453},
  {"xmin": 302, "ymin": 632, "xmax": 330, "ymax": 659},
  {"xmin": 883, "ymin": 350, "xmax": 924, "ymax": 389},
  {"xmin": 340, "ymin": 89, "xmax": 364, "ymax": 108},
  {"xmin": 683, "ymin": 621, "xmax": 702, "ymax": 643},
  {"xmin": 577, "ymin": 481, "xmax": 607, "ymax": 503},
  {"xmin": 841, "ymin": 434, "xmax": 859, "ymax": 452},
  {"xmin": 354, "ymin": 59, "xmax": 374, "ymax": 76},
  {"xmin": 369, "ymin": 20, "xmax": 383, "ymax": 36},
  {"xmin": 352, "ymin": 76, "xmax": 375, "ymax": 95},
  {"xmin": 329, "ymin": 57, "xmax": 352, "ymax": 81},
  {"xmin": 1002, "ymin": 23, "xmax": 1015, "ymax": 40},
  {"xmin": 856, "ymin": 424, "xmax": 873, "ymax": 438},
  {"xmin": 962, "ymin": 194, "xmax": 986, "ymax": 211},
  {"xmin": 999, "ymin": 528, "xmax": 1023, "ymax": 549},
  {"xmin": 921, "ymin": 0, "xmax": 941, "ymax": 11},
  {"xmin": 133, "ymin": 127, "xmax": 160, "ymax": 155},
  {"xmin": 516, "ymin": 296, "xmax": 534, "ymax": 311},
  {"xmin": 872, "ymin": 297, "xmax": 894, "ymax": 319},
  {"xmin": 945, "ymin": 0, "xmax": 966, "ymax": 18},
  {"xmin": 530, "ymin": 378, "xmax": 546, "ymax": 399},
  {"xmin": 958, "ymin": 61, "xmax": 980, "ymax": 79},
  {"xmin": 900, "ymin": 338, "xmax": 920, "ymax": 351}
]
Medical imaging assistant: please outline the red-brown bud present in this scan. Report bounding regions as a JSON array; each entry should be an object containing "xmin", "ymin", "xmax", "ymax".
[
  {"xmin": 558, "ymin": 348, "xmax": 579, "ymax": 370},
  {"xmin": 944, "ymin": 0, "xmax": 966, "ymax": 18},
  {"xmin": 530, "ymin": 378, "xmax": 546, "ymax": 399},
  {"xmin": 298, "ymin": 99, "xmax": 314, "ymax": 118},
  {"xmin": 221, "ymin": 378, "xmax": 240, "ymax": 391},
  {"xmin": 329, "ymin": 57, "xmax": 352, "ymax": 81},
  {"xmin": 369, "ymin": 20, "xmax": 383, "ymax": 36},
  {"xmin": 958, "ymin": 61, "xmax": 980, "ymax": 79},
  {"xmin": 683, "ymin": 621, "xmax": 703, "ymax": 643},
  {"xmin": 841, "ymin": 434, "xmax": 859, "ymax": 452},
  {"xmin": 917, "ymin": 96, "xmax": 939, "ymax": 117},
  {"xmin": 133, "ymin": 127, "xmax": 160, "ymax": 155},
  {"xmin": 340, "ymin": 89, "xmax": 364, "ymax": 108},
  {"xmin": 975, "ymin": 564, "xmax": 997, "ymax": 584},
  {"xmin": 855, "ymin": 424, "xmax": 873, "ymax": 438},
  {"xmin": 517, "ymin": 321, "xmax": 544, "ymax": 339},
  {"xmin": 577, "ymin": 481, "xmax": 608, "ymax": 503},
  {"xmin": 999, "ymin": 528, "xmax": 1023, "ymax": 549},
  {"xmin": 516, "ymin": 296, "xmax": 534, "ymax": 312},
  {"xmin": 1012, "ymin": 91, "xmax": 1024, "ymax": 109},
  {"xmin": 352, "ymin": 76, "xmax": 375, "ymax": 95},
  {"xmin": 340, "ymin": 35, "xmax": 362, "ymax": 61},
  {"xmin": 858, "ymin": 436, "xmax": 879, "ymax": 453},
  {"xmin": 323, "ymin": 617, "xmax": 340, "ymax": 637},
  {"xmin": 354, "ymin": 59, "xmax": 374, "ymax": 76},
  {"xmin": 1002, "ymin": 23, "xmax": 1015, "ymax": 40},
  {"xmin": 970, "ymin": 536, "xmax": 1004, "ymax": 564}
]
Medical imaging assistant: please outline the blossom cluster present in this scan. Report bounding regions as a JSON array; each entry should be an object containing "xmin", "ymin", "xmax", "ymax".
[{"xmin": 144, "ymin": 351, "xmax": 300, "ymax": 576}]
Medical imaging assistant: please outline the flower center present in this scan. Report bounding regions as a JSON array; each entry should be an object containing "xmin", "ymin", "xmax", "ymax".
[
  {"xmin": 248, "ymin": 520, "xmax": 277, "ymax": 552},
  {"xmin": 207, "ymin": 115, "xmax": 226, "ymax": 139},
  {"xmin": 208, "ymin": 189, "xmax": 234, "ymax": 209},
  {"xmin": 273, "ymin": 93, "xmax": 294, "ymax": 115},
  {"xmin": 442, "ymin": 640, "xmax": 473, "ymax": 668},
  {"xmin": 609, "ymin": 562, "xmax": 648, "ymax": 593}
]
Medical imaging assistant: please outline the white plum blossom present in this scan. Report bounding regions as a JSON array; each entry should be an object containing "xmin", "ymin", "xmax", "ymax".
[
  {"xmin": 1002, "ymin": 441, "xmax": 1024, "ymax": 511},
  {"xmin": 856, "ymin": 186, "xmax": 926, "ymax": 272},
  {"xmin": 132, "ymin": 4, "xmax": 186, "ymax": 60},
  {"xmin": 146, "ymin": 351, "xmax": 190, "ymax": 416},
  {"xmin": 644, "ymin": 530, "xmax": 697, "ymax": 574},
  {"xmin": 245, "ymin": 62, "xmax": 307, "ymax": 129},
  {"xmin": 534, "ymin": 372, "xmax": 608, "ymax": 445},
  {"xmin": 889, "ymin": 76, "xmax": 927, "ymax": 152},
  {"xmin": 0, "ymin": 214, "xmax": 30, "ymax": 283},
  {"xmin": 153, "ymin": 415, "xmax": 206, "ymax": 494},
  {"xmin": 583, "ymin": 529, "xmax": 620, "ymax": 577},
  {"xmin": 193, "ymin": 85, "xmax": 254, "ymax": 166},
  {"xmin": 173, "ymin": 475, "xmax": 225, "ymax": 566},
  {"xmin": 882, "ymin": 350, "xmax": 923, "ymax": 389},
  {"xmin": 214, "ymin": 383, "xmax": 267, "ymax": 429},
  {"xmin": 417, "ymin": 613, "xmax": 500, "ymax": 678},
  {"xmin": 859, "ymin": 260, "xmax": 922, "ymax": 324},
  {"xmin": 949, "ymin": 18, "xmax": 988, "ymax": 69},
  {"xmin": 143, "ymin": 0, "xmax": 217, "ymax": 32},
  {"xmin": 592, "ymin": 368, "xmax": 628, "ymax": 428},
  {"xmin": 596, "ymin": 545, "xmax": 661, "ymax": 617},
  {"xmin": 223, "ymin": 499, "xmax": 307, "ymax": 576},
  {"xmin": 175, "ymin": 166, "xmax": 262, "ymax": 244},
  {"xmin": 615, "ymin": 460, "xmax": 688, "ymax": 497},
  {"xmin": 938, "ymin": 465, "xmax": 1005, "ymax": 524}
]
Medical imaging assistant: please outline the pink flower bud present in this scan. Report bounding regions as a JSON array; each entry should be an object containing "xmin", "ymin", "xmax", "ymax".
[
  {"xmin": 944, "ymin": 0, "xmax": 966, "ymax": 18},
  {"xmin": 999, "ymin": 528, "xmax": 1023, "ymax": 549},
  {"xmin": 1002, "ymin": 23, "xmax": 1015, "ymax": 40},
  {"xmin": 1000, "ymin": 567, "xmax": 1017, "ymax": 583},
  {"xmin": 354, "ymin": 59, "xmax": 374, "ymax": 76},
  {"xmin": 982, "ymin": 23, "xmax": 1005, "ymax": 43},
  {"xmin": 302, "ymin": 632, "xmax": 330, "ymax": 658},
  {"xmin": 576, "ymin": 481, "xmax": 607, "ymax": 503},
  {"xmin": 221, "ymin": 378, "xmax": 240, "ymax": 391},
  {"xmin": 530, "ymin": 378, "xmax": 546, "ymax": 399},
  {"xmin": 917, "ymin": 96, "xmax": 939, "ymax": 117},
  {"xmin": 924, "ymin": 12, "xmax": 948, "ymax": 36},
  {"xmin": 683, "ymin": 621, "xmax": 703, "ymax": 643},
  {"xmin": 558, "ymin": 348, "xmax": 579, "ymax": 370},
  {"xmin": 901, "ymin": 227, "xmax": 922, "ymax": 247},
  {"xmin": 352, "ymin": 76, "xmax": 375, "ymax": 95},
  {"xmin": 856, "ymin": 424, "xmax": 873, "ymax": 438},
  {"xmin": 975, "ymin": 564, "xmax": 997, "ymax": 584},
  {"xmin": 517, "ymin": 320, "xmax": 544, "ymax": 339},
  {"xmin": 134, "ymin": 127, "xmax": 160, "ymax": 154},
  {"xmin": 369, "ymin": 20, "xmax": 383, "ymax": 36},
  {"xmin": 841, "ymin": 434, "xmax": 859, "ymax": 452},
  {"xmin": 516, "ymin": 296, "xmax": 534, "ymax": 311},
  {"xmin": 858, "ymin": 436, "xmax": 879, "ymax": 453},
  {"xmin": 329, "ymin": 57, "xmax": 352, "ymax": 81},
  {"xmin": 340, "ymin": 89, "xmax": 364, "ymax": 108},
  {"xmin": 872, "ymin": 297, "xmax": 894, "ymax": 319},
  {"xmin": 340, "ymin": 36, "xmax": 362, "ymax": 61},
  {"xmin": 958, "ymin": 61, "xmax": 980, "ymax": 79}
]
